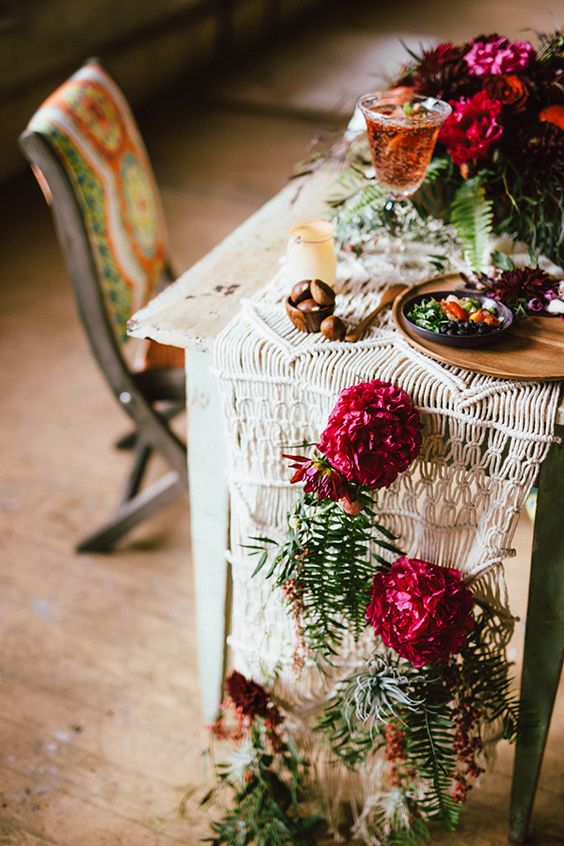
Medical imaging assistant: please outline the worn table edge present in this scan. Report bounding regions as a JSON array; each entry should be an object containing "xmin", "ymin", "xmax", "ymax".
[{"xmin": 127, "ymin": 165, "xmax": 342, "ymax": 352}]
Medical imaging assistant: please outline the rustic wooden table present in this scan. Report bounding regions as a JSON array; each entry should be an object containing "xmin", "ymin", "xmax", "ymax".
[{"xmin": 128, "ymin": 164, "xmax": 563, "ymax": 845}]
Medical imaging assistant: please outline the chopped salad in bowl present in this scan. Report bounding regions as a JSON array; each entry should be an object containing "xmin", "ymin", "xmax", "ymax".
[{"xmin": 403, "ymin": 290, "xmax": 513, "ymax": 348}]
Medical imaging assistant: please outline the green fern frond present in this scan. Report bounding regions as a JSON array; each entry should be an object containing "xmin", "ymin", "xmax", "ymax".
[
  {"xmin": 337, "ymin": 183, "xmax": 386, "ymax": 225},
  {"xmin": 250, "ymin": 491, "xmax": 402, "ymax": 660},
  {"xmin": 422, "ymin": 156, "xmax": 451, "ymax": 185},
  {"xmin": 326, "ymin": 166, "xmax": 368, "ymax": 206},
  {"xmin": 451, "ymin": 176, "xmax": 494, "ymax": 272}
]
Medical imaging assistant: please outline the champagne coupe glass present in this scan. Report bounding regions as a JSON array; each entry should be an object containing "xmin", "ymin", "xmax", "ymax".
[{"xmin": 358, "ymin": 91, "xmax": 451, "ymax": 253}]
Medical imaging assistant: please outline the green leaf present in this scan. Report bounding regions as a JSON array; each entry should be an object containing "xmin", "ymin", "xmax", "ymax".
[
  {"xmin": 490, "ymin": 249, "xmax": 516, "ymax": 271},
  {"xmin": 451, "ymin": 176, "xmax": 494, "ymax": 272},
  {"xmin": 251, "ymin": 551, "xmax": 268, "ymax": 577},
  {"xmin": 199, "ymin": 788, "xmax": 215, "ymax": 806},
  {"xmin": 250, "ymin": 491, "xmax": 401, "ymax": 659},
  {"xmin": 422, "ymin": 156, "xmax": 450, "ymax": 184}
]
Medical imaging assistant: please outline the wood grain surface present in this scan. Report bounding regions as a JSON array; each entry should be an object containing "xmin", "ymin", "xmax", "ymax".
[{"xmin": 393, "ymin": 274, "xmax": 564, "ymax": 381}]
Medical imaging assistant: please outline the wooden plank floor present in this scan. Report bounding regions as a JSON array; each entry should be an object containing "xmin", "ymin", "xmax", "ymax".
[{"xmin": 1, "ymin": 1, "xmax": 563, "ymax": 843}]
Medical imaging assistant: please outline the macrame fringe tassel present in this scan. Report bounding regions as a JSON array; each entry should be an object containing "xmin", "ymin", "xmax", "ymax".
[{"xmin": 286, "ymin": 715, "xmax": 388, "ymax": 844}]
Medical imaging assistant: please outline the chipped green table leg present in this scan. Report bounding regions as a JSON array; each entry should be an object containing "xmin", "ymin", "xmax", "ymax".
[
  {"xmin": 186, "ymin": 349, "xmax": 231, "ymax": 724},
  {"xmin": 509, "ymin": 423, "xmax": 564, "ymax": 844}
]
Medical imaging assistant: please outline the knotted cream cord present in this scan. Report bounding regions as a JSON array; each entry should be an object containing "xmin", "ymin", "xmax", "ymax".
[{"xmin": 213, "ymin": 240, "xmax": 560, "ymax": 835}]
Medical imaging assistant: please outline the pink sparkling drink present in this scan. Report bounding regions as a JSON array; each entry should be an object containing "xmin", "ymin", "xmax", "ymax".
[{"xmin": 358, "ymin": 92, "xmax": 451, "ymax": 199}]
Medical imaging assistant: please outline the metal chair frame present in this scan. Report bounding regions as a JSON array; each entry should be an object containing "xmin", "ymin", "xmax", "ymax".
[{"xmin": 19, "ymin": 127, "xmax": 187, "ymax": 552}]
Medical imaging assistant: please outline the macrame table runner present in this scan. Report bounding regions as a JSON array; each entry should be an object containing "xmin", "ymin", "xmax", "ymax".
[{"xmin": 212, "ymin": 238, "xmax": 560, "ymax": 826}]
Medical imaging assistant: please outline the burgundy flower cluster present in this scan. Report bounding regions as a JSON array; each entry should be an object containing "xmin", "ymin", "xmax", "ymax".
[
  {"xmin": 396, "ymin": 31, "xmax": 563, "ymax": 172},
  {"xmin": 470, "ymin": 266, "xmax": 562, "ymax": 315},
  {"xmin": 366, "ymin": 556, "xmax": 474, "ymax": 667},
  {"xmin": 225, "ymin": 670, "xmax": 281, "ymax": 725},
  {"xmin": 285, "ymin": 379, "xmax": 422, "ymax": 514},
  {"xmin": 282, "ymin": 578, "xmax": 306, "ymax": 672},
  {"xmin": 210, "ymin": 671, "xmax": 283, "ymax": 749},
  {"xmin": 384, "ymin": 720, "xmax": 411, "ymax": 789}
]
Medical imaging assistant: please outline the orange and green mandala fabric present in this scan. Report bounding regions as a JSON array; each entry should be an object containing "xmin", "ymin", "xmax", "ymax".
[{"xmin": 28, "ymin": 61, "xmax": 169, "ymax": 342}]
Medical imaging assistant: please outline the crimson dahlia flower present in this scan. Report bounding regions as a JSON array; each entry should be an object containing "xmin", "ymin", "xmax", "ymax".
[
  {"xmin": 284, "ymin": 453, "xmax": 351, "ymax": 501},
  {"xmin": 484, "ymin": 267, "xmax": 559, "ymax": 312},
  {"xmin": 439, "ymin": 90, "xmax": 503, "ymax": 165},
  {"xmin": 366, "ymin": 556, "xmax": 474, "ymax": 667},
  {"xmin": 403, "ymin": 41, "xmax": 476, "ymax": 100},
  {"xmin": 318, "ymin": 380, "xmax": 421, "ymax": 490}
]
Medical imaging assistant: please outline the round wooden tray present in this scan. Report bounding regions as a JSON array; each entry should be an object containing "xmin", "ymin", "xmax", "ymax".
[{"xmin": 392, "ymin": 274, "xmax": 564, "ymax": 381}]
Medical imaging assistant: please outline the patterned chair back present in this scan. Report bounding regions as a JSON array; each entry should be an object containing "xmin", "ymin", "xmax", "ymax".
[{"xmin": 27, "ymin": 61, "xmax": 169, "ymax": 342}]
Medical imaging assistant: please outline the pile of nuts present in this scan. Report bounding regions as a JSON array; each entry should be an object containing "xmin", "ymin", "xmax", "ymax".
[{"xmin": 287, "ymin": 279, "xmax": 348, "ymax": 340}]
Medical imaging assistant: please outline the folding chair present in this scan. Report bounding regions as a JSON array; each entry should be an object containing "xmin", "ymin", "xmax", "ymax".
[{"xmin": 20, "ymin": 59, "xmax": 187, "ymax": 553}]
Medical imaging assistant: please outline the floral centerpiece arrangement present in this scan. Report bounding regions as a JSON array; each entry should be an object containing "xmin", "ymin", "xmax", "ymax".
[
  {"xmin": 396, "ymin": 29, "xmax": 564, "ymax": 266},
  {"xmin": 203, "ymin": 380, "xmax": 520, "ymax": 846},
  {"xmin": 329, "ymin": 28, "xmax": 563, "ymax": 275}
]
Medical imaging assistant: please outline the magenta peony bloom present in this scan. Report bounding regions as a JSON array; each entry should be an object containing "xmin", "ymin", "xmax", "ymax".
[
  {"xmin": 318, "ymin": 380, "xmax": 421, "ymax": 490},
  {"xmin": 439, "ymin": 91, "xmax": 503, "ymax": 165},
  {"xmin": 464, "ymin": 37, "xmax": 535, "ymax": 76},
  {"xmin": 366, "ymin": 556, "xmax": 474, "ymax": 667},
  {"xmin": 284, "ymin": 453, "xmax": 351, "ymax": 501}
]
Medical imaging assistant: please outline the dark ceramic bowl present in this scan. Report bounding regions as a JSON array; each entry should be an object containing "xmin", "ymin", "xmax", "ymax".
[{"xmin": 402, "ymin": 289, "xmax": 514, "ymax": 348}]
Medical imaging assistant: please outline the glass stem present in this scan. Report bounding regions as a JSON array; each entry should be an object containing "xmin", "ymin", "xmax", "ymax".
[{"xmin": 383, "ymin": 196, "xmax": 399, "ymax": 236}]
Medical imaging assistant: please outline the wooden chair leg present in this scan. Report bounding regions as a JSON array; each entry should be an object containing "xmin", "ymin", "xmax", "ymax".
[
  {"xmin": 509, "ymin": 425, "xmax": 564, "ymax": 844},
  {"xmin": 114, "ymin": 406, "xmax": 182, "ymax": 451},
  {"xmin": 120, "ymin": 441, "xmax": 152, "ymax": 503},
  {"xmin": 76, "ymin": 471, "xmax": 185, "ymax": 553},
  {"xmin": 115, "ymin": 430, "xmax": 137, "ymax": 450}
]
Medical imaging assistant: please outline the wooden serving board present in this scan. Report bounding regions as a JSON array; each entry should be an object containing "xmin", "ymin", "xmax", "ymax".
[{"xmin": 392, "ymin": 274, "xmax": 564, "ymax": 381}]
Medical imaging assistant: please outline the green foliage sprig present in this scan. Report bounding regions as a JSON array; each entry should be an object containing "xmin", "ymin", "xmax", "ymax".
[
  {"xmin": 318, "ymin": 651, "xmax": 421, "ymax": 768},
  {"xmin": 316, "ymin": 601, "xmax": 520, "ymax": 842},
  {"xmin": 450, "ymin": 176, "xmax": 494, "ymax": 272},
  {"xmin": 249, "ymin": 491, "xmax": 402, "ymax": 661},
  {"xmin": 203, "ymin": 718, "xmax": 323, "ymax": 845},
  {"xmin": 456, "ymin": 601, "xmax": 520, "ymax": 740},
  {"xmin": 402, "ymin": 678, "xmax": 460, "ymax": 832}
]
